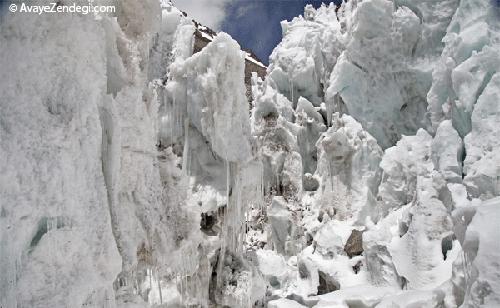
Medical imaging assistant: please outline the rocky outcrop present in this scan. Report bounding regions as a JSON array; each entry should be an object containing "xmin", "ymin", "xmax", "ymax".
[{"xmin": 344, "ymin": 230, "xmax": 364, "ymax": 258}]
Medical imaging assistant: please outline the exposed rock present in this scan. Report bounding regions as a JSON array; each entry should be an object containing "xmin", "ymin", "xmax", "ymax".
[
  {"xmin": 303, "ymin": 173, "xmax": 319, "ymax": 191},
  {"xmin": 317, "ymin": 270, "xmax": 340, "ymax": 295},
  {"xmin": 344, "ymin": 229, "xmax": 364, "ymax": 258},
  {"xmin": 200, "ymin": 211, "xmax": 218, "ymax": 236}
]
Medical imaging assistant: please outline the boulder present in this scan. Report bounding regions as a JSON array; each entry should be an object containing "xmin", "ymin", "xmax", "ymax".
[{"xmin": 344, "ymin": 229, "xmax": 363, "ymax": 258}]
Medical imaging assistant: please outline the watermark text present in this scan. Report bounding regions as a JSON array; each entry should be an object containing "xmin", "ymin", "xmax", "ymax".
[{"xmin": 9, "ymin": 1, "xmax": 115, "ymax": 15}]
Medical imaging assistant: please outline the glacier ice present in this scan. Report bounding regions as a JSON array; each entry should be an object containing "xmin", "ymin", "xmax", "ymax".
[{"xmin": 1, "ymin": 0, "xmax": 500, "ymax": 307}]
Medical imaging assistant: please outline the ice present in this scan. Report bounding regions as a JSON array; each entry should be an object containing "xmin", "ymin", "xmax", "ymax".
[
  {"xmin": 376, "ymin": 129, "xmax": 434, "ymax": 219},
  {"xmin": 363, "ymin": 205, "xmax": 411, "ymax": 288},
  {"xmin": 268, "ymin": 298, "xmax": 307, "ymax": 308},
  {"xmin": 427, "ymin": 0, "xmax": 500, "ymax": 136},
  {"xmin": 0, "ymin": 9, "xmax": 121, "ymax": 308},
  {"xmin": 458, "ymin": 197, "xmax": 500, "ymax": 307},
  {"xmin": 324, "ymin": 0, "xmax": 443, "ymax": 149},
  {"xmin": 169, "ymin": 33, "xmax": 252, "ymax": 163},
  {"xmin": 431, "ymin": 120, "xmax": 463, "ymax": 183},
  {"xmin": 463, "ymin": 72, "xmax": 500, "ymax": 199},
  {"xmin": 315, "ymin": 113, "xmax": 382, "ymax": 223},
  {"xmin": 268, "ymin": 3, "xmax": 341, "ymax": 106},
  {"xmin": 388, "ymin": 175, "xmax": 458, "ymax": 290},
  {"xmin": 2, "ymin": 0, "xmax": 500, "ymax": 307},
  {"xmin": 268, "ymin": 197, "xmax": 293, "ymax": 255},
  {"xmin": 313, "ymin": 285, "xmax": 396, "ymax": 308},
  {"xmin": 375, "ymin": 289, "xmax": 446, "ymax": 308}
]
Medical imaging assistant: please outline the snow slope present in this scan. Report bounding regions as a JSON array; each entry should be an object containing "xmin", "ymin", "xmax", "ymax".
[{"xmin": 1, "ymin": 0, "xmax": 500, "ymax": 307}]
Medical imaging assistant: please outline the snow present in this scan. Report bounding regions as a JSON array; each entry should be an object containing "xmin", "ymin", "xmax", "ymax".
[
  {"xmin": 376, "ymin": 129, "xmax": 434, "ymax": 219},
  {"xmin": 268, "ymin": 298, "xmax": 306, "ymax": 308},
  {"xmin": 324, "ymin": 0, "xmax": 440, "ymax": 149},
  {"xmin": 169, "ymin": 32, "xmax": 252, "ymax": 163},
  {"xmin": 376, "ymin": 289, "xmax": 446, "ymax": 308},
  {"xmin": 268, "ymin": 3, "xmax": 341, "ymax": 106},
  {"xmin": 463, "ymin": 72, "xmax": 500, "ymax": 199},
  {"xmin": 314, "ymin": 285, "xmax": 396, "ymax": 307},
  {"xmin": 460, "ymin": 197, "xmax": 500, "ymax": 307},
  {"xmin": 0, "ymin": 7, "xmax": 124, "ymax": 308},
  {"xmin": 245, "ymin": 52, "xmax": 266, "ymax": 68},
  {"xmin": 2, "ymin": 0, "xmax": 500, "ymax": 307},
  {"xmin": 431, "ymin": 120, "xmax": 463, "ymax": 183}
]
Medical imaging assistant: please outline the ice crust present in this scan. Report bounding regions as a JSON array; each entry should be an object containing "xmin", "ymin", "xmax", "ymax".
[{"xmin": 1, "ymin": 0, "xmax": 500, "ymax": 307}]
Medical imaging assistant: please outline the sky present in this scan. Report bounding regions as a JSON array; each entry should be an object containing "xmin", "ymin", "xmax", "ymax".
[{"xmin": 175, "ymin": 0, "xmax": 335, "ymax": 65}]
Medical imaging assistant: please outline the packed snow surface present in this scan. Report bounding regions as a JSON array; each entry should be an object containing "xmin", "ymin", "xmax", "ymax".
[{"xmin": 1, "ymin": 0, "xmax": 500, "ymax": 307}]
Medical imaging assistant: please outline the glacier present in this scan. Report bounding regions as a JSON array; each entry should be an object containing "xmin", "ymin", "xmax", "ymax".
[{"xmin": 1, "ymin": 0, "xmax": 500, "ymax": 307}]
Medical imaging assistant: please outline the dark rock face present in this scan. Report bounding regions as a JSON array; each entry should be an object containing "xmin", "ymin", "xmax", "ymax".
[
  {"xmin": 317, "ymin": 271, "xmax": 340, "ymax": 295},
  {"xmin": 298, "ymin": 261, "xmax": 310, "ymax": 279},
  {"xmin": 352, "ymin": 260, "xmax": 363, "ymax": 274},
  {"xmin": 242, "ymin": 49, "xmax": 267, "ymax": 101},
  {"xmin": 344, "ymin": 229, "xmax": 364, "ymax": 258},
  {"xmin": 200, "ymin": 212, "xmax": 218, "ymax": 236},
  {"xmin": 441, "ymin": 233, "xmax": 456, "ymax": 260},
  {"xmin": 303, "ymin": 173, "xmax": 319, "ymax": 191},
  {"xmin": 192, "ymin": 19, "xmax": 217, "ymax": 53},
  {"xmin": 193, "ymin": 29, "xmax": 212, "ymax": 54}
]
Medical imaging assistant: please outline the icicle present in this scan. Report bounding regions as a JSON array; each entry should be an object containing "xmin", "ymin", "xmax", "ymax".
[
  {"xmin": 496, "ymin": 165, "xmax": 500, "ymax": 195},
  {"xmin": 168, "ymin": 90, "xmax": 173, "ymax": 145},
  {"xmin": 261, "ymin": 163, "xmax": 265, "ymax": 214},
  {"xmin": 327, "ymin": 95, "xmax": 334, "ymax": 127},
  {"xmin": 182, "ymin": 118, "xmax": 190, "ymax": 175},
  {"xmin": 330, "ymin": 161, "xmax": 334, "ymax": 192},
  {"xmin": 180, "ymin": 271, "xmax": 184, "ymax": 305},
  {"xmin": 183, "ymin": 253, "xmax": 187, "ymax": 304},
  {"xmin": 146, "ymin": 268, "xmax": 151, "ymax": 292},
  {"xmin": 236, "ymin": 169, "xmax": 243, "ymax": 253},
  {"xmin": 216, "ymin": 158, "xmax": 231, "ymax": 293},
  {"xmin": 276, "ymin": 173, "xmax": 280, "ymax": 195},
  {"xmin": 157, "ymin": 268, "xmax": 163, "ymax": 304},
  {"xmin": 174, "ymin": 90, "xmax": 178, "ymax": 136}
]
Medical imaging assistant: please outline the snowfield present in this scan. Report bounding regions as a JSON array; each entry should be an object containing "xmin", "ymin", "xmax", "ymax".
[{"xmin": 1, "ymin": 0, "xmax": 500, "ymax": 307}]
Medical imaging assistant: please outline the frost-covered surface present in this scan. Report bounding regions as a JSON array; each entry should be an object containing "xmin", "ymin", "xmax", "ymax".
[
  {"xmin": 0, "ymin": 8, "xmax": 121, "ymax": 308},
  {"xmin": 1, "ymin": 0, "xmax": 500, "ymax": 307}
]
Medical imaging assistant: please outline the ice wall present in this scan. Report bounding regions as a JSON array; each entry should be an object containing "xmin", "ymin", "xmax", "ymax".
[
  {"xmin": 2, "ymin": 0, "xmax": 500, "ymax": 307},
  {"xmin": 0, "ymin": 1, "xmax": 201, "ymax": 307},
  {"xmin": 0, "ymin": 6, "xmax": 121, "ymax": 308},
  {"xmin": 253, "ymin": 0, "xmax": 500, "ymax": 307}
]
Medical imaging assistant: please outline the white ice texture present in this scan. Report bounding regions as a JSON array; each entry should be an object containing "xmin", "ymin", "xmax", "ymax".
[{"xmin": 1, "ymin": 0, "xmax": 500, "ymax": 307}]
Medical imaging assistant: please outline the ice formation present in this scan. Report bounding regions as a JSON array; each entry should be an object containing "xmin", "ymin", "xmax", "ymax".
[{"xmin": 1, "ymin": 0, "xmax": 500, "ymax": 307}]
